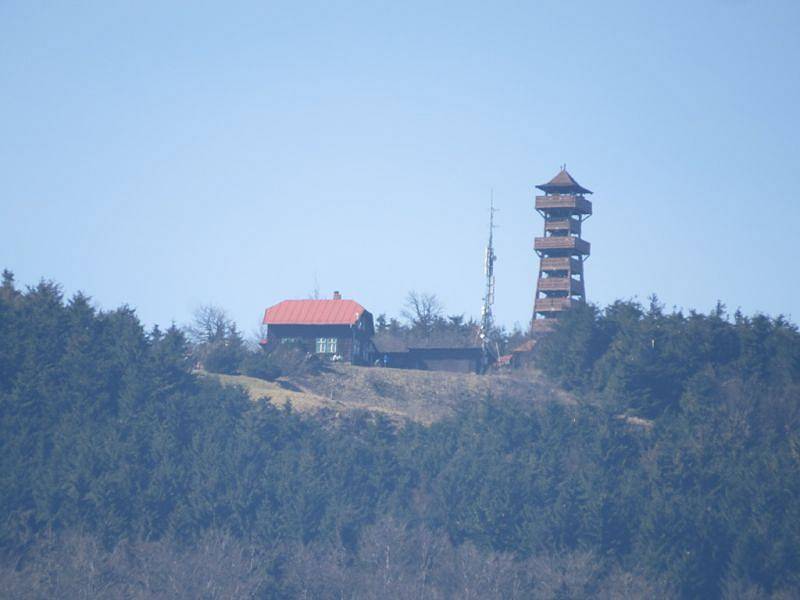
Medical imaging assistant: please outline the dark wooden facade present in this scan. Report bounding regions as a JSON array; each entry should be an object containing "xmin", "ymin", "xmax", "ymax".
[
  {"xmin": 262, "ymin": 297, "xmax": 375, "ymax": 365},
  {"xmin": 264, "ymin": 322, "xmax": 374, "ymax": 365},
  {"xmin": 409, "ymin": 347, "xmax": 483, "ymax": 374},
  {"xmin": 378, "ymin": 347, "xmax": 484, "ymax": 374}
]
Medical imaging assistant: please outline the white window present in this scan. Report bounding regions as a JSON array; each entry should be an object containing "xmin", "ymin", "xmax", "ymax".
[{"xmin": 315, "ymin": 337, "xmax": 338, "ymax": 354}]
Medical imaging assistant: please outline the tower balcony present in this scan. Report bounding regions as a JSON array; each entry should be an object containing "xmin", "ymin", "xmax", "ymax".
[
  {"xmin": 540, "ymin": 257, "xmax": 582, "ymax": 273},
  {"xmin": 534, "ymin": 236, "xmax": 590, "ymax": 256},
  {"xmin": 545, "ymin": 217, "xmax": 581, "ymax": 235},
  {"xmin": 535, "ymin": 194, "xmax": 592, "ymax": 215},
  {"xmin": 535, "ymin": 297, "xmax": 576, "ymax": 313},
  {"xmin": 538, "ymin": 277, "xmax": 584, "ymax": 295}
]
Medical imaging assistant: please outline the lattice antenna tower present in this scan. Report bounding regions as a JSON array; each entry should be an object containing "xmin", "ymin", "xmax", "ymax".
[{"xmin": 479, "ymin": 192, "xmax": 497, "ymax": 351}]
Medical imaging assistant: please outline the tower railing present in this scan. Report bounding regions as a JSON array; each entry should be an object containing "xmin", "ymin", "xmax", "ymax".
[
  {"xmin": 534, "ymin": 236, "xmax": 590, "ymax": 255},
  {"xmin": 535, "ymin": 194, "xmax": 592, "ymax": 214}
]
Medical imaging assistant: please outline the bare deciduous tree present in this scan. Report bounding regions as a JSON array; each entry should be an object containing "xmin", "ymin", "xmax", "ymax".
[
  {"xmin": 184, "ymin": 305, "xmax": 246, "ymax": 374},
  {"xmin": 185, "ymin": 305, "xmax": 236, "ymax": 345},
  {"xmin": 402, "ymin": 292, "xmax": 444, "ymax": 338}
]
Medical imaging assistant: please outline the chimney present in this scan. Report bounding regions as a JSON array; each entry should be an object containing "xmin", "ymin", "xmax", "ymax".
[{"xmin": 333, "ymin": 291, "xmax": 342, "ymax": 300}]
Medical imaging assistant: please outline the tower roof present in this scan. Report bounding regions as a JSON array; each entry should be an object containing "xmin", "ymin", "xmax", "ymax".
[{"xmin": 536, "ymin": 168, "xmax": 592, "ymax": 195}]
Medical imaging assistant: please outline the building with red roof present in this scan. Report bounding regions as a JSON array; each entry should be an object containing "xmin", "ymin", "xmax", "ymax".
[{"xmin": 261, "ymin": 291, "xmax": 375, "ymax": 365}]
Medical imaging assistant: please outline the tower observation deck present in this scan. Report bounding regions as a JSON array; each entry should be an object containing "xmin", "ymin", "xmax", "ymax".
[{"xmin": 531, "ymin": 167, "xmax": 593, "ymax": 333}]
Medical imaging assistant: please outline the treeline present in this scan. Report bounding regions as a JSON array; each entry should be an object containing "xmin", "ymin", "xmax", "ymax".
[
  {"xmin": 373, "ymin": 291, "xmax": 523, "ymax": 351},
  {"xmin": 0, "ymin": 524, "xmax": 666, "ymax": 599},
  {"xmin": 533, "ymin": 297, "xmax": 800, "ymax": 418},
  {"xmin": 1, "ymin": 272, "xmax": 799, "ymax": 597}
]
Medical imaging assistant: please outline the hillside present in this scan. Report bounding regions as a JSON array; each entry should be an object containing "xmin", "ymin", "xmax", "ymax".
[
  {"xmin": 204, "ymin": 364, "xmax": 575, "ymax": 423},
  {"xmin": 3, "ymin": 277, "xmax": 800, "ymax": 598}
]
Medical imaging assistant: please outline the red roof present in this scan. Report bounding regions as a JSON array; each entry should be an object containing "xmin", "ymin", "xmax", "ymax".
[{"xmin": 263, "ymin": 299, "xmax": 366, "ymax": 326}]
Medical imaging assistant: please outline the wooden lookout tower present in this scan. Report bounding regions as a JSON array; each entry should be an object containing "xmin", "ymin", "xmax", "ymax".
[{"xmin": 531, "ymin": 167, "xmax": 593, "ymax": 333}]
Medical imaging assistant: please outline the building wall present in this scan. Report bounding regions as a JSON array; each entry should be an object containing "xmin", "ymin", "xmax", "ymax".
[
  {"xmin": 265, "ymin": 322, "xmax": 373, "ymax": 365},
  {"xmin": 376, "ymin": 348, "xmax": 483, "ymax": 374},
  {"xmin": 416, "ymin": 357, "xmax": 481, "ymax": 374}
]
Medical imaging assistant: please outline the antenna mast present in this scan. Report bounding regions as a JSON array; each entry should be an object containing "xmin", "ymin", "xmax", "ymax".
[{"xmin": 479, "ymin": 192, "xmax": 497, "ymax": 357}]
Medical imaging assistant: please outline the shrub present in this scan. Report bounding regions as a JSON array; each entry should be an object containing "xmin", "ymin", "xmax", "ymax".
[
  {"xmin": 241, "ymin": 351, "xmax": 282, "ymax": 381},
  {"xmin": 267, "ymin": 343, "xmax": 322, "ymax": 377},
  {"xmin": 202, "ymin": 340, "xmax": 246, "ymax": 375}
]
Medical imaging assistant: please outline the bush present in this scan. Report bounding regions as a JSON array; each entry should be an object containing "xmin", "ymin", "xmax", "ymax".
[
  {"xmin": 241, "ymin": 351, "xmax": 282, "ymax": 381},
  {"xmin": 185, "ymin": 305, "xmax": 247, "ymax": 375},
  {"xmin": 202, "ymin": 341, "xmax": 246, "ymax": 375},
  {"xmin": 267, "ymin": 343, "xmax": 322, "ymax": 377},
  {"xmin": 240, "ymin": 344, "xmax": 322, "ymax": 381}
]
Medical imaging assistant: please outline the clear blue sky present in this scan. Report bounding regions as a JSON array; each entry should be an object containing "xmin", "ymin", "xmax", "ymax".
[{"xmin": 2, "ymin": 1, "xmax": 799, "ymax": 335}]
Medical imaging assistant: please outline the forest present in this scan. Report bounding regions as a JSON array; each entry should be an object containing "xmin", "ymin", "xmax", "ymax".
[{"xmin": 1, "ymin": 270, "xmax": 799, "ymax": 598}]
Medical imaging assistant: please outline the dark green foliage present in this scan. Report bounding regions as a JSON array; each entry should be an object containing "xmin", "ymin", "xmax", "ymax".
[
  {"xmin": 1, "ymin": 273, "xmax": 799, "ymax": 597},
  {"xmin": 202, "ymin": 338, "xmax": 246, "ymax": 374},
  {"xmin": 532, "ymin": 302, "xmax": 610, "ymax": 390},
  {"xmin": 534, "ymin": 298, "xmax": 800, "ymax": 419},
  {"xmin": 262, "ymin": 342, "xmax": 322, "ymax": 377},
  {"xmin": 240, "ymin": 350, "xmax": 282, "ymax": 381},
  {"xmin": 185, "ymin": 305, "xmax": 246, "ymax": 374}
]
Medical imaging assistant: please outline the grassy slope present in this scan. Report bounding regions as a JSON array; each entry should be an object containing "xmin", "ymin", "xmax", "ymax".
[{"xmin": 203, "ymin": 365, "xmax": 574, "ymax": 424}]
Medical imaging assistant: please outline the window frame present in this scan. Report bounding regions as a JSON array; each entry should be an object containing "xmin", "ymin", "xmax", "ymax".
[{"xmin": 315, "ymin": 337, "xmax": 338, "ymax": 354}]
